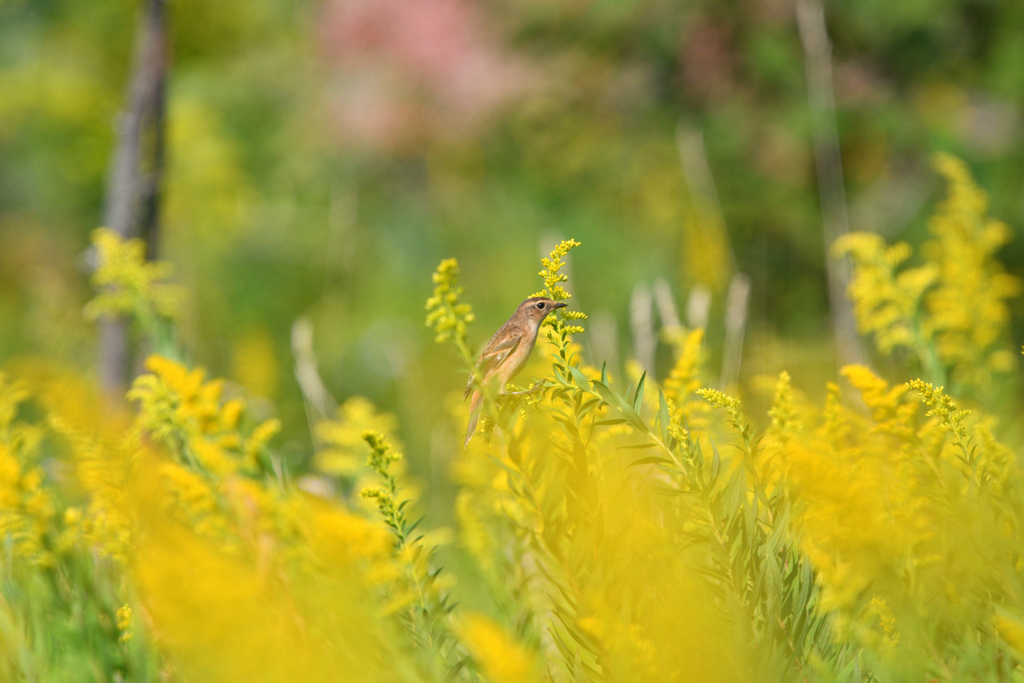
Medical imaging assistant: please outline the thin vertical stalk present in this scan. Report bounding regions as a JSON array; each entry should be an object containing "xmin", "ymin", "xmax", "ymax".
[
  {"xmin": 796, "ymin": 0, "xmax": 867, "ymax": 371},
  {"xmin": 99, "ymin": 0, "xmax": 168, "ymax": 396}
]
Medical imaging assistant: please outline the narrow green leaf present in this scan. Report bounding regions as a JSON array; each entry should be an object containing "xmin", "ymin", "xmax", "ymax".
[
  {"xmin": 710, "ymin": 439, "xmax": 722, "ymax": 483},
  {"xmin": 569, "ymin": 365, "xmax": 592, "ymax": 391},
  {"xmin": 624, "ymin": 380, "xmax": 637, "ymax": 405},
  {"xmin": 628, "ymin": 455, "xmax": 673, "ymax": 467},
  {"xmin": 650, "ymin": 485, "xmax": 686, "ymax": 497},
  {"xmin": 589, "ymin": 380, "xmax": 619, "ymax": 408},
  {"xmin": 620, "ymin": 405, "xmax": 650, "ymax": 434},
  {"xmin": 578, "ymin": 397, "xmax": 603, "ymax": 419},
  {"xmin": 633, "ymin": 370, "xmax": 646, "ymax": 413}
]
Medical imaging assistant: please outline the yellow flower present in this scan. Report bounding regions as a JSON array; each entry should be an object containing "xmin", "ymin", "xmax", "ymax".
[
  {"xmin": 923, "ymin": 153, "xmax": 1021, "ymax": 389},
  {"xmin": 833, "ymin": 232, "xmax": 937, "ymax": 358},
  {"xmin": 314, "ymin": 397, "xmax": 400, "ymax": 478},
  {"xmin": 84, "ymin": 227, "xmax": 182, "ymax": 322},
  {"xmin": 0, "ymin": 374, "xmax": 58, "ymax": 567},
  {"xmin": 533, "ymin": 240, "xmax": 586, "ymax": 335},
  {"xmin": 869, "ymin": 596, "xmax": 899, "ymax": 648},
  {"xmin": 696, "ymin": 387, "xmax": 740, "ymax": 411},
  {"xmin": 767, "ymin": 371, "xmax": 801, "ymax": 441},
  {"xmin": 662, "ymin": 328, "xmax": 711, "ymax": 432},
  {"xmin": 533, "ymin": 238, "xmax": 582, "ymax": 304},
  {"xmin": 459, "ymin": 614, "xmax": 538, "ymax": 683},
  {"xmin": 425, "ymin": 258, "xmax": 475, "ymax": 350},
  {"xmin": 834, "ymin": 155, "xmax": 1020, "ymax": 390},
  {"xmin": 131, "ymin": 355, "xmax": 273, "ymax": 478},
  {"xmin": 116, "ymin": 605, "xmax": 134, "ymax": 643},
  {"xmin": 993, "ymin": 612, "xmax": 1024, "ymax": 661},
  {"xmin": 244, "ymin": 419, "xmax": 280, "ymax": 471},
  {"xmin": 841, "ymin": 365, "xmax": 916, "ymax": 439},
  {"xmin": 0, "ymin": 444, "xmax": 56, "ymax": 567}
]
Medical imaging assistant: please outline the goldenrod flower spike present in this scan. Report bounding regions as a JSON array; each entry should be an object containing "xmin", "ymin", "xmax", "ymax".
[
  {"xmin": 834, "ymin": 154, "xmax": 1020, "ymax": 389},
  {"xmin": 85, "ymin": 227, "xmax": 182, "ymax": 323},
  {"xmin": 426, "ymin": 258, "xmax": 475, "ymax": 360}
]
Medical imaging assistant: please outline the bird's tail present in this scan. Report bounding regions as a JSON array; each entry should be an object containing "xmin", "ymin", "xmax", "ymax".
[{"xmin": 464, "ymin": 390, "xmax": 482, "ymax": 448}]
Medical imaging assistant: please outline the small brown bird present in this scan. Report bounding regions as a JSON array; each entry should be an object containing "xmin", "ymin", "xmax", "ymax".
[{"xmin": 464, "ymin": 296, "xmax": 567, "ymax": 447}]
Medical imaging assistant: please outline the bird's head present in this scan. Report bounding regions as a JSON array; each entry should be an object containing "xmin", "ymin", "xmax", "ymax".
[{"xmin": 517, "ymin": 296, "xmax": 567, "ymax": 328}]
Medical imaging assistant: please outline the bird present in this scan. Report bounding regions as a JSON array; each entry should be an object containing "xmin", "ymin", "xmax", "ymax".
[{"xmin": 464, "ymin": 296, "xmax": 567, "ymax": 447}]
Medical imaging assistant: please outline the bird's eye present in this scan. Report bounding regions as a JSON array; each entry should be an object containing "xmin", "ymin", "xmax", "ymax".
[{"xmin": 536, "ymin": 302, "xmax": 545, "ymax": 309}]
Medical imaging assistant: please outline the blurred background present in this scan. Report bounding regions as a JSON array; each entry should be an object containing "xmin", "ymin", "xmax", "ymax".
[{"xmin": 2, "ymin": 0, "xmax": 1023, "ymax": 511}]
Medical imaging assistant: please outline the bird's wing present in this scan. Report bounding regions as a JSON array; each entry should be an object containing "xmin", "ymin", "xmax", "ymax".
[{"xmin": 464, "ymin": 328, "xmax": 523, "ymax": 399}]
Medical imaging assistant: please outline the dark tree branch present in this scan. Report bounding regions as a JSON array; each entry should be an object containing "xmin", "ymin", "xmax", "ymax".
[{"xmin": 99, "ymin": 0, "xmax": 168, "ymax": 396}]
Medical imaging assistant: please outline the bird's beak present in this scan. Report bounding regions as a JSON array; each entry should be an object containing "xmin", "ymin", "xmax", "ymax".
[{"xmin": 554, "ymin": 302, "xmax": 568, "ymax": 309}]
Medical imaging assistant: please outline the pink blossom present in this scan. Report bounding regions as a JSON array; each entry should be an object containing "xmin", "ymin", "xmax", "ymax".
[{"xmin": 320, "ymin": 0, "xmax": 533, "ymax": 151}]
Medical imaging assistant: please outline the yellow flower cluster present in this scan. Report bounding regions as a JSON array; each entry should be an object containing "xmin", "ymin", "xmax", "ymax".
[
  {"xmin": 452, "ymin": 373, "xmax": 743, "ymax": 682},
  {"xmin": 315, "ymin": 396, "xmax": 403, "ymax": 478},
  {"xmin": 533, "ymin": 238, "xmax": 580, "ymax": 303},
  {"xmin": 775, "ymin": 363, "xmax": 1023, "ymax": 675},
  {"xmin": 8, "ymin": 185, "xmax": 1024, "ymax": 683},
  {"xmin": 116, "ymin": 604, "xmax": 134, "ymax": 643},
  {"xmin": 426, "ymin": 258, "xmax": 475, "ymax": 357},
  {"xmin": 458, "ymin": 614, "xmax": 538, "ymax": 683},
  {"xmin": 37, "ymin": 376, "xmax": 135, "ymax": 564},
  {"xmin": 695, "ymin": 387, "xmax": 740, "ymax": 411},
  {"xmin": 924, "ymin": 153, "xmax": 1021, "ymax": 388},
  {"xmin": 84, "ymin": 227, "xmax": 183, "ymax": 322},
  {"xmin": 6, "ymin": 354, "xmax": 436, "ymax": 682},
  {"xmin": 835, "ymin": 154, "xmax": 1020, "ymax": 391},
  {"xmin": 129, "ymin": 355, "xmax": 280, "ymax": 476},
  {"xmin": 832, "ymin": 232, "xmax": 936, "ymax": 359},
  {"xmin": 448, "ymin": 241, "xmax": 756, "ymax": 682},
  {"xmin": 767, "ymin": 371, "xmax": 801, "ymax": 441},
  {"xmin": 129, "ymin": 493, "xmax": 409, "ymax": 683},
  {"xmin": 906, "ymin": 378, "xmax": 971, "ymax": 441},
  {"xmin": 869, "ymin": 596, "xmax": 899, "ymax": 649},
  {"xmin": 661, "ymin": 327, "xmax": 710, "ymax": 429},
  {"xmin": 0, "ymin": 374, "xmax": 56, "ymax": 567},
  {"xmin": 533, "ymin": 239, "xmax": 587, "ymax": 335}
]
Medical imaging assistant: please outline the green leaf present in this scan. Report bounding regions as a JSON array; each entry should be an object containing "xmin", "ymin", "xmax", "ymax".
[
  {"xmin": 723, "ymin": 468, "xmax": 746, "ymax": 516},
  {"xmin": 628, "ymin": 455, "xmax": 674, "ymax": 467},
  {"xmin": 591, "ymin": 379, "xmax": 649, "ymax": 434},
  {"xmin": 633, "ymin": 370, "xmax": 646, "ymax": 414},
  {"xmin": 486, "ymin": 454, "xmax": 524, "ymax": 483},
  {"xmin": 556, "ymin": 420, "xmax": 579, "ymax": 440},
  {"xmin": 569, "ymin": 365, "xmax": 592, "ymax": 391},
  {"xmin": 578, "ymin": 397, "xmax": 603, "ymax": 420},
  {"xmin": 549, "ymin": 627, "xmax": 575, "ymax": 669},
  {"xmin": 589, "ymin": 380, "xmax": 618, "ymax": 407},
  {"xmin": 552, "ymin": 411, "xmax": 579, "ymax": 438},
  {"xmin": 710, "ymin": 439, "xmax": 722, "ymax": 483},
  {"xmin": 649, "ymin": 484, "xmax": 686, "ymax": 497},
  {"xmin": 553, "ymin": 609, "xmax": 598, "ymax": 652},
  {"xmin": 619, "ymin": 443, "xmax": 659, "ymax": 451},
  {"xmin": 658, "ymin": 390, "xmax": 670, "ymax": 443}
]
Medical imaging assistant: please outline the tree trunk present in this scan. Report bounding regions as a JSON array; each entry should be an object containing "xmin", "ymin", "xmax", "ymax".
[{"xmin": 99, "ymin": 0, "xmax": 167, "ymax": 397}]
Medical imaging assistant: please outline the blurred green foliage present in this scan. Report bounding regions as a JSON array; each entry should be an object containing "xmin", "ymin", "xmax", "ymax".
[
  {"xmin": 2, "ymin": 2, "xmax": 1024, "ymax": 678},
  {"xmin": 1, "ymin": 0, "xmax": 1023, "ymax": 493}
]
